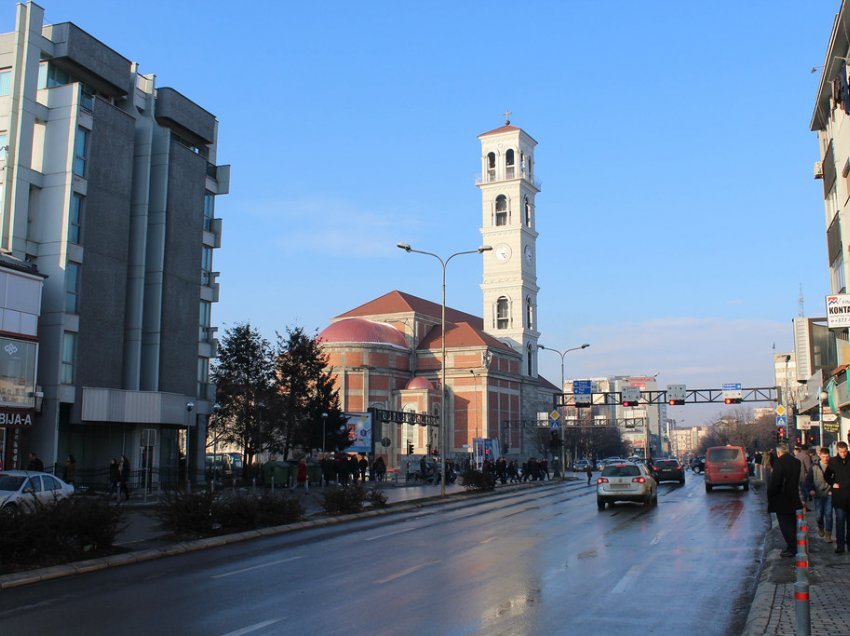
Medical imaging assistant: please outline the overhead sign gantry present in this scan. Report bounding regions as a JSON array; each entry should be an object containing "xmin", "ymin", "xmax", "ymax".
[{"xmin": 553, "ymin": 384, "xmax": 779, "ymax": 410}]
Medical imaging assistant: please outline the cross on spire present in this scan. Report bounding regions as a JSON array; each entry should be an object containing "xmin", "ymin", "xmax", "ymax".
[{"xmin": 503, "ymin": 110, "xmax": 512, "ymax": 125}]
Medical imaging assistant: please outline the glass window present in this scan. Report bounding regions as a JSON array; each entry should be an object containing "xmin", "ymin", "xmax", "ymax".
[
  {"xmin": 201, "ymin": 246, "xmax": 213, "ymax": 286},
  {"xmin": 61, "ymin": 332, "xmax": 76, "ymax": 384},
  {"xmin": 602, "ymin": 465, "xmax": 641, "ymax": 477},
  {"xmin": 506, "ymin": 149, "xmax": 515, "ymax": 179},
  {"xmin": 495, "ymin": 195, "xmax": 508, "ymax": 226},
  {"xmin": 203, "ymin": 193, "xmax": 215, "ymax": 231},
  {"xmin": 486, "ymin": 152, "xmax": 496, "ymax": 181},
  {"xmin": 527, "ymin": 345, "xmax": 533, "ymax": 376},
  {"xmin": 69, "ymin": 194, "xmax": 83, "ymax": 244},
  {"xmin": 37, "ymin": 62, "xmax": 70, "ymax": 90},
  {"xmin": 197, "ymin": 357, "xmax": 209, "ymax": 398},
  {"xmin": 73, "ymin": 128, "xmax": 88, "ymax": 177},
  {"xmin": 65, "ymin": 262, "xmax": 80, "ymax": 313},
  {"xmin": 24, "ymin": 477, "xmax": 42, "ymax": 492},
  {"xmin": 524, "ymin": 197, "xmax": 532, "ymax": 227},
  {"xmin": 0, "ymin": 69, "xmax": 10, "ymax": 97},
  {"xmin": 0, "ymin": 337, "xmax": 37, "ymax": 406},
  {"xmin": 526, "ymin": 296, "xmax": 533, "ymax": 329},
  {"xmin": 199, "ymin": 300, "xmax": 211, "ymax": 341},
  {"xmin": 496, "ymin": 297, "xmax": 509, "ymax": 330}
]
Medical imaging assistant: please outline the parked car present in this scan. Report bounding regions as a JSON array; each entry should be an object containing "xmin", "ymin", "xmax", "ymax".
[
  {"xmin": 690, "ymin": 456, "xmax": 706, "ymax": 473},
  {"xmin": 596, "ymin": 462, "xmax": 657, "ymax": 509},
  {"xmin": 650, "ymin": 458, "xmax": 686, "ymax": 484},
  {"xmin": 205, "ymin": 453, "xmax": 233, "ymax": 483},
  {"xmin": 704, "ymin": 446, "xmax": 749, "ymax": 492},
  {"xmin": 573, "ymin": 459, "xmax": 592, "ymax": 472},
  {"xmin": 0, "ymin": 471, "xmax": 75, "ymax": 512}
]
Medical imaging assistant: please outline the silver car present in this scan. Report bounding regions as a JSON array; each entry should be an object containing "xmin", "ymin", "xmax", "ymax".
[
  {"xmin": 0, "ymin": 471, "xmax": 75, "ymax": 512},
  {"xmin": 596, "ymin": 462, "xmax": 657, "ymax": 509}
]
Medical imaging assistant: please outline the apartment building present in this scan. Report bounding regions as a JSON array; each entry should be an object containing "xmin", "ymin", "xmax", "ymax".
[{"xmin": 0, "ymin": 3, "xmax": 228, "ymax": 480}]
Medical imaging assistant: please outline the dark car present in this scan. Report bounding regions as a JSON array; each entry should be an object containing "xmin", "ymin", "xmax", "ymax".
[{"xmin": 650, "ymin": 458, "xmax": 685, "ymax": 484}]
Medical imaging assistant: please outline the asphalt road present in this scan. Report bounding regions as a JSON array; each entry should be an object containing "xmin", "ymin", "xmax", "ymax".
[{"xmin": 0, "ymin": 474, "xmax": 769, "ymax": 635}]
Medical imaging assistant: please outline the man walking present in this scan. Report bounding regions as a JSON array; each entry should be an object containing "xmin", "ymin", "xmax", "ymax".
[
  {"xmin": 767, "ymin": 443, "xmax": 803, "ymax": 557},
  {"xmin": 806, "ymin": 447, "xmax": 833, "ymax": 543},
  {"xmin": 826, "ymin": 441, "xmax": 850, "ymax": 554}
]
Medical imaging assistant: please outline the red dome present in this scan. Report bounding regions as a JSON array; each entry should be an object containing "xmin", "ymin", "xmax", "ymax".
[
  {"xmin": 319, "ymin": 318, "xmax": 408, "ymax": 349},
  {"xmin": 405, "ymin": 377, "xmax": 433, "ymax": 390}
]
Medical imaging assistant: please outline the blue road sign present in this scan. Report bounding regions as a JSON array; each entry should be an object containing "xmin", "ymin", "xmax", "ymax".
[
  {"xmin": 550, "ymin": 421, "xmax": 560, "ymax": 430},
  {"xmin": 574, "ymin": 380, "xmax": 592, "ymax": 406},
  {"xmin": 776, "ymin": 415, "xmax": 787, "ymax": 427}
]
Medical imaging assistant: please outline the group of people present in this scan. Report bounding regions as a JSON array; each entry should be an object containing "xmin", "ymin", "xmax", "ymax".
[
  {"xmin": 482, "ymin": 456, "xmax": 552, "ymax": 484},
  {"xmin": 316, "ymin": 453, "xmax": 385, "ymax": 488},
  {"xmin": 109, "ymin": 455, "xmax": 131, "ymax": 500},
  {"xmin": 768, "ymin": 441, "xmax": 850, "ymax": 557}
]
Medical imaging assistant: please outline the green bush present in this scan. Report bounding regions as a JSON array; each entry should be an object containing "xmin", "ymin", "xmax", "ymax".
[
  {"xmin": 0, "ymin": 496, "xmax": 123, "ymax": 574},
  {"xmin": 212, "ymin": 494, "xmax": 259, "ymax": 530},
  {"xmin": 461, "ymin": 468, "xmax": 496, "ymax": 491},
  {"xmin": 156, "ymin": 490, "xmax": 215, "ymax": 536},
  {"xmin": 256, "ymin": 492, "xmax": 304, "ymax": 526},
  {"xmin": 365, "ymin": 487, "xmax": 388, "ymax": 508},
  {"xmin": 321, "ymin": 484, "xmax": 367, "ymax": 514}
]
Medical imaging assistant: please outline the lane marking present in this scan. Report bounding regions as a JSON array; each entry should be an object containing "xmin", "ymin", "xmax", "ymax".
[
  {"xmin": 365, "ymin": 527, "xmax": 416, "ymax": 541},
  {"xmin": 375, "ymin": 560, "xmax": 439, "ymax": 584},
  {"xmin": 212, "ymin": 556, "xmax": 302, "ymax": 579},
  {"xmin": 479, "ymin": 536, "xmax": 497, "ymax": 544},
  {"xmin": 612, "ymin": 565, "xmax": 641, "ymax": 594},
  {"xmin": 220, "ymin": 618, "xmax": 282, "ymax": 636}
]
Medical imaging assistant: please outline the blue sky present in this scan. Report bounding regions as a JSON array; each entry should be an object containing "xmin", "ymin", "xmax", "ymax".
[{"xmin": 29, "ymin": 1, "xmax": 841, "ymax": 425}]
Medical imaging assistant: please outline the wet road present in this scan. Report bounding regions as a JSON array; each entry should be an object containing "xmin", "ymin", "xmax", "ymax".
[{"xmin": 0, "ymin": 474, "xmax": 768, "ymax": 635}]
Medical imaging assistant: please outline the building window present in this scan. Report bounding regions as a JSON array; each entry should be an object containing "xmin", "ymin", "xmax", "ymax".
[
  {"xmin": 203, "ymin": 193, "xmax": 215, "ymax": 231},
  {"xmin": 199, "ymin": 300, "xmax": 211, "ymax": 341},
  {"xmin": 524, "ymin": 196, "xmax": 532, "ymax": 227},
  {"xmin": 506, "ymin": 149, "xmax": 515, "ymax": 179},
  {"xmin": 0, "ymin": 337, "xmax": 37, "ymax": 407},
  {"xmin": 69, "ymin": 194, "xmax": 83, "ymax": 244},
  {"xmin": 61, "ymin": 332, "xmax": 76, "ymax": 384},
  {"xmin": 37, "ymin": 62, "xmax": 70, "ymax": 90},
  {"xmin": 495, "ymin": 195, "xmax": 508, "ymax": 226},
  {"xmin": 526, "ymin": 296, "xmax": 533, "ymax": 330},
  {"xmin": 197, "ymin": 357, "xmax": 209, "ymax": 398},
  {"xmin": 832, "ymin": 252, "xmax": 846, "ymax": 294},
  {"xmin": 0, "ymin": 69, "xmax": 10, "ymax": 96},
  {"xmin": 496, "ymin": 297, "xmax": 509, "ymax": 330},
  {"xmin": 201, "ymin": 246, "xmax": 213, "ymax": 286},
  {"xmin": 486, "ymin": 152, "xmax": 496, "ymax": 181},
  {"xmin": 73, "ymin": 128, "xmax": 89, "ymax": 177},
  {"xmin": 527, "ymin": 345, "xmax": 533, "ymax": 376},
  {"xmin": 65, "ymin": 262, "xmax": 80, "ymax": 313}
]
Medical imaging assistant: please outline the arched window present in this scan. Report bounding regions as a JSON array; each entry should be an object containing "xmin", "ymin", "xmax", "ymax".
[
  {"xmin": 526, "ymin": 296, "xmax": 533, "ymax": 329},
  {"xmin": 527, "ymin": 344, "xmax": 533, "ymax": 376},
  {"xmin": 496, "ymin": 297, "xmax": 509, "ymax": 329},
  {"xmin": 495, "ymin": 195, "xmax": 508, "ymax": 226},
  {"xmin": 524, "ymin": 196, "xmax": 532, "ymax": 227},
  {"xmin": 486, "ymin": 152, "xmax": 496, "ymax": 182},
  {"xmin": 506, "ymin": 149, "xmax": 515, "ymax": 179}
]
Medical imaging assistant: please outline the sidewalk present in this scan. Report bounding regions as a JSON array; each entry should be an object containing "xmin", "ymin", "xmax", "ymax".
[{"xmin": 744, "ymin": 504, "xmax": 850, "ymax": 635}]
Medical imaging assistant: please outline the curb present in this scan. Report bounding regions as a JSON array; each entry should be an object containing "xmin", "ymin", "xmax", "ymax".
[{"xmin": 0, "ymin": 479, "xmax": 568, "ymax": 589}]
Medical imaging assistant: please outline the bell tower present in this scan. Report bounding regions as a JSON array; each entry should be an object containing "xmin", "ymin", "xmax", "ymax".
[{"xmin": 478, "ymin": 117, "xmax": 540, "ymax": 377}]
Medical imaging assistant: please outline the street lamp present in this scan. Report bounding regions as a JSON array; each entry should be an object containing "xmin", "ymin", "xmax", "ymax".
[
  {"xmin": 537, "ymin": 343, "xmax": 590, "ymax": 474},
  {"xmin": 185, "ymin": 400, "xmax": 195, "ymax": 492},
  {"xmin": 819, "ymin": 390, "xmax": 828, "ymax": 447},
  {"xmin": 322, "ymin": 412, "xmax": 329, "ymax": 453},
  {"xmin": 398, "ymin": 242, "xmax": 493, "ymax": 496},
  {"xmin": 210, "ymin": 402, "xmax": 221, "ymax": 493}
]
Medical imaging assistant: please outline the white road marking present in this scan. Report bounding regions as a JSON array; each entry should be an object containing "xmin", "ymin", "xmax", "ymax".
[
  {"xmin": 479, "ymin": 536, "xmax": 497, "ymax": 544},
  {"xmin": 650, "ymin": 529, "xmax": 667, "ymax": 545},
  {"xmin": 212, "ymin": 556, "xmax": 302, "ymax": 579},
  {"xmin": 375, "ymin": 560, "xmax": 439, "ymax": 584},
  {"xmin": 220, "ymin": 618, "xmax": 282, "ymax": 636},
  {"xmin": 364, "ymin": 527, "xmax": 416, "ymax": 541},
  {"xmin": 612, "ymin": 565, "xmax": 641, "ymax": 594}
]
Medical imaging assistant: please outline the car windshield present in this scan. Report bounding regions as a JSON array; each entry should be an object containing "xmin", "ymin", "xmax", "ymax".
[
  {"xmin": 0, "ymin": 475, "xmax": 25, "ymax": 492},
  {"xmin": 655, "ymin": 460, "xmax": 678, "ymax": 468},
  {"xmin": 707, "ymin": 448, "xmax": 742, "ymax": 462},
  {"xmin": 602, "ymin": 464, "xmax": 641, "ymax": 477}
]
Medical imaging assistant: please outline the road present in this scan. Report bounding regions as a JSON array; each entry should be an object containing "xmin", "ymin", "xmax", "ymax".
[{"xmin": 0, "ymin": 474, "xmax": 768, "ymax": 635}]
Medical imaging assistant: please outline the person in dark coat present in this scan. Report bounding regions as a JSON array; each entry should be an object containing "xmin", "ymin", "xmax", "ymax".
[
  {"xmin": 26, "ymin": 452, "xmax": 44, "ymax": 472},
  {"xmin": 825, "ymin": 441, "xmax": 850, "ymax": 553},
  {"xmin": 767, "ymin": 443, "xmax": 803, "ymax": 557},
  {"xmin": 63, "ymin": 454, "xmax": 76, "ymax": 485},
  {"xmin": 118, "ymin": 454, "xmax": 130, "ymax": 500},
  {"xmin": 109, "ymin": 458, "xmax": 120, "ymax": 496},
  {"xmin": 585, "ymin": 463, "xmax": 593, "ymax": 486},
  {"xmin": 372, "ymin": 456, "xmax": 386, "ymax": 482},
  {"xmin": 358, "ymin": 455, "xmax": 369, "ymax": 482}
]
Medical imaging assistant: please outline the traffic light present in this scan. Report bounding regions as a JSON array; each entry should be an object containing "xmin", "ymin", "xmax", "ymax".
[
  {"xmin": 777, "ymin": 427, "xmax": 786, "ymax": 443},
  {"xmin": 407, "ymin": 442, "xmax": 414, "ymax": 455},
  {"xmin": 621, "ymin": 387, "xmax": 640, "ymax": 407},
  {"xmin": 724, "ymin": 397, "xmax": 742, "ymax": 405}
]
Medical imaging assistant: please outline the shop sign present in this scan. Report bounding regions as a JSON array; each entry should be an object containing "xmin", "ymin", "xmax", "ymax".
[{"xmin": 0, "ymin": 411, "xmax": 33, "ymax": 427}]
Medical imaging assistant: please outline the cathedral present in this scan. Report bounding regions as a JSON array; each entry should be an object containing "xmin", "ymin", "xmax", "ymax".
[{"xmin": 318, "ymin": 122, "xmax": 559, "ymax": 470}]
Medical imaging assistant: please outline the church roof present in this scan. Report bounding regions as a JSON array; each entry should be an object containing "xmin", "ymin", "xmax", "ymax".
[
  {"xmin": 336, "ymin": 290, "xmax": 483, "ymax": 330},
  {"xmin": 478, "ymin": 124, "xmax": 521, "ymax": 137},
  {"xmin": 318, "ymin": 317, "xmax": 408, "ymax": 349},
  {"xmin": 418, "ymin": 321, "xmax": 516, "ymax": 353},
  {"xmin": 537, "ymin": 374, "xmax": 561, "ymax": 392}
]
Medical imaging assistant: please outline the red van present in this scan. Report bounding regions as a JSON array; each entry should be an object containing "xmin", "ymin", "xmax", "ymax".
[{"xmin": 704, "ymin": 445, "xmax": 749, "ymax": 492}]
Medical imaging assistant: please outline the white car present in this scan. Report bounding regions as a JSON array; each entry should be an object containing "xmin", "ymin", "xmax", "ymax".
[
  {"xmin": 0, "ymin": 471, "xmax": 75, "ymax": 512},
  {"xmin": 596, "ymin": 462, "xmax": 657, "ymax": 509}
]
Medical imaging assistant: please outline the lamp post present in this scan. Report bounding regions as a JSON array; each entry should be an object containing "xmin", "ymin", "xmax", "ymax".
[
  {"xmin": 398, "ymin": 242, "xmax": 492, "ymax": 496},
  {"xmin": 185, "ymin": 401, "xmax": 194, "ymax": 492},
  {"xmin": 322, "ymin": 412, "xmax": 328, "ymax": 454},
  {"xmin": 819, "ymin": 391, "xmax": 828, "ymax": 447},
  {"xmin": 210, "ymin": 402, "xmax": 221, "ymax": 493},
  {"xmin": 537, "ymin": 343, "xmax": 590, "ymax": 474}
]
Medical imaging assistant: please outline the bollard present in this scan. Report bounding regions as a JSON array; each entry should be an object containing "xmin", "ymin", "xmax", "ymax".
[
  {"xmin": 794, "ymin": 512, "xmax": 811, "ymax": 635},
  {"xmin": 795, "ymin": 579, "xmax": 811, "ymax": 636}
]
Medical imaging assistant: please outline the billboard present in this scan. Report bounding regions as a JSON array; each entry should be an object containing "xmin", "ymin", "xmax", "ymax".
[
  {"xmin": 343, "ymin": 412, "xmax": 373, "ymax": 454},
  {"xmin": 827, "ymin": 294, "xmax": 850, "ymax": 328}
]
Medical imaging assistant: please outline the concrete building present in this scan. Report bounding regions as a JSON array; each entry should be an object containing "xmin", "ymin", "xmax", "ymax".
[
  {"xmin": 318, "ymin": 121, "xmax": 559, "ymax": 470},
  {"xmin": 0, "ymin": 3, "xmax": 228, "ymax": 480}
]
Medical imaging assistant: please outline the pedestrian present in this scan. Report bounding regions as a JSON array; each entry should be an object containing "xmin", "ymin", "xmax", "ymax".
[
  {"xmin": 585, "ymin": 463, "xmax": 593, "ymax": 486},
  {"xmin": 358, "ymin": 454, "xmax": 369, "ymax": 482},
  {"xmin": 372, "ymin": 456, "xmax": 386, "ymax": 482},
  {"xmin": 805, "ymin": 447, "xmax": 833, "ymax": 543},
  {"xmin": 62, "ymin": 454, "xmax": 76, "ymax": 485},
  {"xmin": 320, "ymin": 453, "xmax": 334, "ymax": 487},
  {"xmin": 825, "ymin": 441, "xmax": 850, "ymax": 554},
  {"xmin": 118, "ymin": 454, "xmax": 130, "ymax": 500},
  {"xmin": 336, "ymin": 453, "xmax": 349, "ymax": 485},
  {"xmin": 508, "ymin": 460, "xmax": 519, "ymax": 483},
  {"xmin": 26, "ymin": 451, "xmax": 44, "ymax": 472},
  {"xmin": 496, "ymin": 457, "xmax": 507, "ymax": 485},
  {"xmin": 294, "ymin": 458, "xmax": 309, "ymax": 491},
  {"xmin": 109, "ymin": 458, "xmax": 120, "ymax": 497},
  {"xmin": 767, "ymin": 443, "xmax": 803, "ymax": 557},
  {"xmin": 795, "ymin": 444, "xmax": 813, "ymax": 509},
  {"xmin": 540, "ymin": 459, "xmax": 549, "ymax": 481},
  {"xmin": 348, "ymin": 454, "xmax": 359, "ymax": 483}
]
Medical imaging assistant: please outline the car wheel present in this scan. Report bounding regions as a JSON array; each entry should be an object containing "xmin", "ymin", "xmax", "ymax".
[
  {"xmin": 705, "ymin": 483, "xmax": 712, "ymax": 493},
  {"xmin": 743, "ymin": 482, "xmax": 749, "ymax": 492},
  {"xmin": 680, "ymin": 478, "xmax": 685, "ymax": 485},
  {"xmin": 643, "ymin": 494, "xmax": 652, "ymax": 506},
  {"xmin": 597, "ymin": 498, "xmax": 606, "ymax": 510}
]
